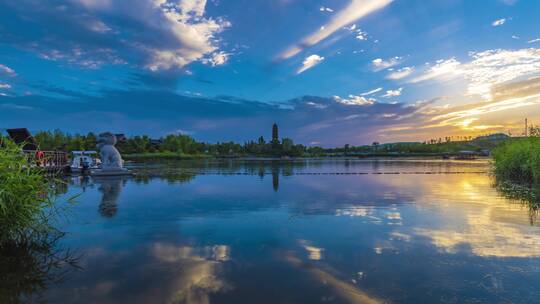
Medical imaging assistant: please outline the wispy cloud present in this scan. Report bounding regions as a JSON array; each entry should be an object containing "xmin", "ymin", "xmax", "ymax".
[
  {"xmin": 361, "ymin": 87, "xmax": 383, "ymax": 96},
  {"xmin": 382, "ymin": 88, "xmax": 402, "ymax": 97},
  {"xmin": 528, "ymin": 38, "xmax": 540, "ymax": 44},
  {"xmin": 372, "ymin": 56, "xmax": 402, "ymax": 71},
  {"xmin": 0, "ymin": 83, "xmax": 11, "ymax": 89},
  {"xmin": 386, "ymin": 67, "xmax": 413, "ymax": 80},
  {"xmin": 202, "ymin": 52, "xmax": 230, "ymax": 67},
  {"xmin": 409, "ymin": 48, "xmax": 540, "ymax": 99},
  {"xmin": 344, "ymin": 24, "xmax": 368, "ymax": 40},
  {"xmin": 492, "ymin": 18, "xmax": 506, "ymax": 27},
  {"xmin": 297, "ymin": 54, "xmax": 325, "ymax": 74},
  {"xmin": 408, "ymin": 58, "xmax": 462, "ymax": 83},
  {"xmin": 279, "ymin": 0, "xmax": 393, "ymax": 59},
  {"xmin": 0, "ymin": 64, "xmax": 16, "ymax": 76}
]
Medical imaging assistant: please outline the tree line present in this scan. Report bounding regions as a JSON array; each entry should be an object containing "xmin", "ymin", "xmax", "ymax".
[
  {"xmin": 30, "ymin": 129, "xmax": 309, "ymax": 157},
  {"xmin": 7, "ymin": 127, "xmax": 529, "ymax": 158}
]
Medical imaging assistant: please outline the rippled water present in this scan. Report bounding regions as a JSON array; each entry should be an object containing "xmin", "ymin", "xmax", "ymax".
[{"xmin": 10, "ymin": 159, "xmax": 540, "ymax": 303}]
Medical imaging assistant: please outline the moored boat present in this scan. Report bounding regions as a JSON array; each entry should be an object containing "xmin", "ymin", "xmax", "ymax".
[{"xmin": 70, "ymin": 151, "xmax": 101, "ymax": 174}]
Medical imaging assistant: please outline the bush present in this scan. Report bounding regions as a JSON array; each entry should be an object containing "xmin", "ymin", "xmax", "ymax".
[
  {"xmin": 0, "ymin": 141, "xmax": 57, "ymax": 243},
  {"xmin": 492, "ymin": 138, "xmax": 540, "ymax": 184}
]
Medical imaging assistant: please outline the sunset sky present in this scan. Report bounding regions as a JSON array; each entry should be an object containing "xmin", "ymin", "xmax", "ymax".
[{"xmin": 1, "ymin": 0, "xmax": 540, "ymax": 146}]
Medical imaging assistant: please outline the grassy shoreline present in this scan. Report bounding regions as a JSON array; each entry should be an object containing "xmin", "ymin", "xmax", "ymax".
[{"xmin": 492, "ymin": 137, "xmax": 540, "ymax": 185}]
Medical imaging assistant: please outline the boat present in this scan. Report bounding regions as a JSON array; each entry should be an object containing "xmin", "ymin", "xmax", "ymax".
[{"xmin": 70, "ymin": 151, "xmax": 101, "ymax": 174}]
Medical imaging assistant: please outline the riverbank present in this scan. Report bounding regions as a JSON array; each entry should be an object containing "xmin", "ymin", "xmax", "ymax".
[{"xmin": 492, "ymin": 137, "xmax": 540, "ymax": 184}]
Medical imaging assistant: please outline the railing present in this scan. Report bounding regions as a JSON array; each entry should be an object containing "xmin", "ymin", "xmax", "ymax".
[{"xmin": 23, "ymin": 150, "xmax": 68, "ymax": 168}]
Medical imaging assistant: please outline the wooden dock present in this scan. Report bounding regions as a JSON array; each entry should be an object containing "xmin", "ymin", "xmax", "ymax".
[{"xmin": 23, "ymin": 150, "xmax": 70, "ymax": 174}]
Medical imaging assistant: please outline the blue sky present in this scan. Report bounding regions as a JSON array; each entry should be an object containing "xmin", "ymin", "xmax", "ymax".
[{"xmin": 1, "ymin": 0, "xmax": 540, "ymax": 146}]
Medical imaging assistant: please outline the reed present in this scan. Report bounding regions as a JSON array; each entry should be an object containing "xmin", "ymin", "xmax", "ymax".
[
  {"xmin": 492, "ymin": 137, "xmax": 540, "ymax": 184},
  {"xmin": 0, "ymin": 140, "xmax": 61, "ymax": 243}
]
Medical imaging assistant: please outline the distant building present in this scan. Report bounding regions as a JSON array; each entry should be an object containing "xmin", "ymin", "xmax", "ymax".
[
  {"xmin": 271, "ymin": 123, "xmax": 279, "ymax": 145},
  {"xmin": 6, "ymin": 128, "xmax": 38, "ymax": 150}
]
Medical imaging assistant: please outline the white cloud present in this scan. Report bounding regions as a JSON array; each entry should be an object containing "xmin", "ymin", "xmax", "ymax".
[
  {"xmin": 333, "ymin": 95, "xmax": 376, "ymax": 105},
  {"xmin": 408, "ymin": 58, "xmax": 462, "ymax": 83},
  {"xmin": 464, "ymin": 48, "xmax": 540, "ymax": 99},
  {"xmin": 528, "ymin": 38, "xmax": 540, "ymax": 44},
  {"xmin": 382, "ymin": 88, "xmax": 402, "ymax": 97},
  {"xmin": 386, "ymin": 67, "xmax": 413, "ymax": 80},
  {"xmin": 355, "ymin": 29, "xmax": 368, "ymax": 40},
  {"xmin": 44, "ymin": 0, "xmax": 233, "ymax": 71},
  {"xmin": 410, "ymin": 48, "xmax": 540, "ymax": 101},
  {"xmin": 279, "ymin": 0, "xmax": 393, "ymax": 59},
  {"xmin": 0, "ymin": 83, "xmax": 11, "ymax": 89},
  {"xmin": 306, "ymin": 101, "xmax": 328, "ymax": 109},
  {"xmin": 346, "ymin": 24, "xmax": 357, "ymax": 31},
  {"xmin": 344, "ymin": 24, "xmax": 368, "ymax": 40},
  {"xmin": 372, "ymin": 56, "xmax": 402, "ymax": 71},
  {"xmin": 0, "ymin": 64, "xmax": 16, "ymax": 76},
  {"xmin": 360, "ymin": 87, "xmax": 383, "ymax": 96},
  {"xmin": 297, "ymin": 54, "xmax": 325, "ymax": 74},
  {"xmin": 202, "ymin": 51, "xmax": 229, "ymax": 66},
  {"xmin": 146, "ymin": 1, "xmax": 231, "ymax": 71},
  {"xmin": 492, "ymin": 18, "xmax": 506, "ymax": 27},
  {"xmin": 409, "ymin": 48, "xmax": 540, "ymax": 100},
  {"xmin": 512, "ymin": 35, "xmax": 520, "ymax": 40},
  {"xmin": 319, "ymin": 6, "xmax": 333, "ymax": 12}
]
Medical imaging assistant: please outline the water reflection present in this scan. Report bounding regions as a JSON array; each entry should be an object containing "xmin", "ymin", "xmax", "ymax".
[
  {"xmin": 272, "ymin": 165, "xmax": 279, "ymax": 192},
  {"xmin": 151, "ymin": 243, "xmax": 231, "ymax": 304},
  {"xmin": 495, "ymin": 181, "xmax": 540, "ymax": 224},
  {"xmin": 29, "ymin": 159, "xmax": 540, "ymax": 303},
  {"xmin": 94, "ymin": 177, "xmax": 127, "ymax": 218},
  {"xmin": 0, "ymin": 234, "xmax": 79, "ymax": 303}
]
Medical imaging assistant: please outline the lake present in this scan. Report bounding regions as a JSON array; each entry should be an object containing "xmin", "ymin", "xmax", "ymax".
[{"xmin": 9, "ymin": 159, "xmax": 540, "ymax": 303}]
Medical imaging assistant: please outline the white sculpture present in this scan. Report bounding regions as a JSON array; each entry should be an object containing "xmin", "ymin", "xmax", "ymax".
[
  {"xmin": 97, "ymin": 132, "xmax": 124, "ymax": 169},
  {"xmin": 92, "ymin": 132, "xmax": 130, "ymax": 175}
]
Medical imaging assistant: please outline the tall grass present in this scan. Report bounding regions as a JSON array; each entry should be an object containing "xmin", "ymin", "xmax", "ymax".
[
  {"xmin": 0, "ymin": 140, "xmax": 58, "ymax": 243},
  {"xmin": 0, "ymin": 140, "xmax": 79, "ymax": 302},
  {"xmin": 492, "ymin": 137, "xmax": 540, "ymax": 184}
]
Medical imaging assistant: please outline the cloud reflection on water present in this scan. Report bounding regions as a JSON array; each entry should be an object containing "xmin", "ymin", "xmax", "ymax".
[{"xmin": 377, "ymin": 174, "xmax": 540, "ymax": 257}]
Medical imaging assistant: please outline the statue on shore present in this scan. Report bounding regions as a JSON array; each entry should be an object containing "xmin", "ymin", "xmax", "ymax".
[{"xmin": 97, "ymin": 132, "xmax": 124, "ymax": 170}]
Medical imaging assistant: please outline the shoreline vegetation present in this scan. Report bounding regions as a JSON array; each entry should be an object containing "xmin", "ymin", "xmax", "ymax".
[
  {"xmin": 491, "ymin": 127, "xmax": 540, "ymax": 219},
  {"xmin": 21, "ymin": 126, "xmax": 512, "ymax": 160},
  {"xmin": 492, "ymin": 136, "xmax": 540, "ymax": 185},
  {"xmin": 0, "ymin": 142, "xmax": 78, "ymax": 303}
]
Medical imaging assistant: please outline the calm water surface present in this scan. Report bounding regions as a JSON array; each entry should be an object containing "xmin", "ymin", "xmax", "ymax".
[{"xmin": 17, "ymin": 159, "xmax": 540, "ymax": 303}]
